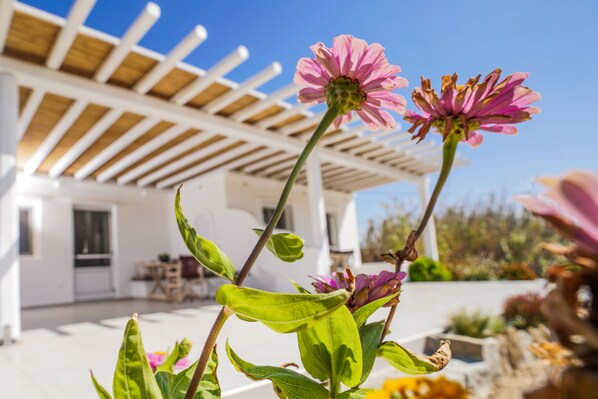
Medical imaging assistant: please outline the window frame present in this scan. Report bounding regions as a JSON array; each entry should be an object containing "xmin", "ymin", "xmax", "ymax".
[{"xmin": 261, "ymin": 204, "xmax": 294, "ymax": 232}]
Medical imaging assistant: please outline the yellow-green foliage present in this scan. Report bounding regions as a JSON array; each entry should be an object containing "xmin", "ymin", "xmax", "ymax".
[{"xmin": 362, "ymin": 197, "xmax": 563, "ymax": 276}]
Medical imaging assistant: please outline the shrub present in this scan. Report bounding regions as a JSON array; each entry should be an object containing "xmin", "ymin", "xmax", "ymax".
[
  {"xmin": 503, "ymin": 292, "xmax": 546, "ymax": 329},
  {"xmin": 409, "ymin": 257, "xmax": 452, "ymax": 282},
  {"xmin": 499, "ymin": 263, "xmax": 537, "ymax": 280},
  {"xmin": 447, "ymin": 257, "xmax": 498, "ymax": 281},
  {"xmin": 447, "ymin": 309, "xmax": 505, "ymax": 338}
]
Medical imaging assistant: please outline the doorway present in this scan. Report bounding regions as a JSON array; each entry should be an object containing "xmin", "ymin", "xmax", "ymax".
[{"xmin": 73, "ymin": 208, "xmax": 114, "ymax": 301}]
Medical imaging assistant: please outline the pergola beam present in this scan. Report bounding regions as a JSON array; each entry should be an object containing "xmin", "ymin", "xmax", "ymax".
[
  {"xmin": 117, "ymin": 132, "xmax": 211, "ymax": 185},
  {"xmin": 134, "ymin": 25, "xmax": 207, "ymax": 94},
  {"xmin": 202, "ymin": 62, "xmax": 282, "ymax": 114},
  {"xmin": 256, "ymin": 103, "xmax": 309, "ymax": 129},
  {"xmin": 0, "ymin": 55, "xmax": 420, "ymax": 183},
  {"xmin": 137, "ymin": 137, "xmax": 237, "ymax": 187},
  {"xmin": 96, "ymin": 123, "xmax": 189, "ymax": 183},
  {"xmin": 171, "ymin": 46, "xmax": 249, "ymax": 105},
  {"xmin": 231, "ymin": 83, "xmax": 298, "ymax": 122},
  {"xmin": 0, "ymin": 0, "xmax": 15, "ymax": 52},
  {"xmin": 156, "ymin": 143, "xmax": 255, "ymax": 188}
]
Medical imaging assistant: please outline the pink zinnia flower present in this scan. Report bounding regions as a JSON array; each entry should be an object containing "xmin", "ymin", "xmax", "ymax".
[
  {"xmin": 294, "ymin": 35, "xmax": 408, "ymax": 130},
  {"xmin": 405, "ymin": 69, "xmax": 541, "ymax": 147},
  {"xmin": 312, "ymin": 270, "xmax": 406, "ymax": 312},
  {"xmin": 516, "ymin": 171, "xmax": 598, "ymax": 258}
]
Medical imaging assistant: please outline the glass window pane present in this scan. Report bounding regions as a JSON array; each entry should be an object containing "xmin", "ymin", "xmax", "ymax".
[
  {"xmin": 74, "ymin": 210, "xmax": 111, "ymax": 267},
  {"xmin": 19, "ymin": 209, "xmax": 32, "ymax": 255}
]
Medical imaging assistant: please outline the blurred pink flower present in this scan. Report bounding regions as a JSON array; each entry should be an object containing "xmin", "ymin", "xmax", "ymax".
[
  {"xmin": 312, "ymin": 270, "xmax": 406, "ymax": 312},
  {"xmin": 147, "ymin": 352, "xmax": 166, "ymax": 371},
  {"xmin": 516, "ymin": 171, "xmax": 598, "ymax": 257},
  {"xmin": 405, "ymin": 69, "xmax": 541, "ymax": 147},
  {"xmin": 294, "ymin": 35, "xmax": 408, "ymax": 130},
  {"xmin": 147, "ymin": 351, "xmax": 190, "ymax": 372}
]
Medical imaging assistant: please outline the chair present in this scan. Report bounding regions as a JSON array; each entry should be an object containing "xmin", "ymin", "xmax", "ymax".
[
  {"xmin": 163, "ymin": 261, "xmax": 184, "ymax": 302},
  {"xmin": 180, "ymin": 255, "xmax": 207, "ymax": 300},
  {"xmin": 330, "ymin": 250, "xmax": 354, "ymax": 274}
]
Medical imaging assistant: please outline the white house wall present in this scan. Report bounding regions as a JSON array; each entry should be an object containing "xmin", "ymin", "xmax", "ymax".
[{"xmin": 17, "ymin": 175, "xmax": 173, "ymax": 307}]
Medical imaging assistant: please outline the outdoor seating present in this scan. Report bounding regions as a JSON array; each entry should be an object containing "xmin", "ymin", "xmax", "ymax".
[
  {"xmin": 180, "ymin": 255, "xmax": 208, "ymax": 300},
  {"xmin": 163, "ymin": 261, "xmax": 184, "ymax": 302},
  {"xmin": 330, "ymin": 249, "xmax": 354, "ymax": 274}
]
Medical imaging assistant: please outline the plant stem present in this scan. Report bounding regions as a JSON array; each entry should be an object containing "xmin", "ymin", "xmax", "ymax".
[
  {"xmin": 235, "ymin": 105, "xmax": 340, "ymax": 286},
  {"xmin": 184, "ymin": 105, "xmax": 340, "ymax": 399},
  {"xmin": 380, "ymin": 134, "xmax": 460, "ymax": 341}
]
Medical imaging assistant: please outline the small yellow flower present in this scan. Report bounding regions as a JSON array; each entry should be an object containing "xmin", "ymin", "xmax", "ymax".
[{"xmin": 368, "ymin": 376, "xmax": 468, "ymax": 399}]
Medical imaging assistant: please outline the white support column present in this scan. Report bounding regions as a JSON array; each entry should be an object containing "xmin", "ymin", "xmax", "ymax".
[
  {"xmin": 306, "ymin": 150, "xmax": 330, "ymax": 275},
  {"xmin": 0, "ymin": 72, "xmax": 20, "ymax": 342},
  {"xmin": 417, "ymin": 175, "xmax": 439, "ymax": 261}
]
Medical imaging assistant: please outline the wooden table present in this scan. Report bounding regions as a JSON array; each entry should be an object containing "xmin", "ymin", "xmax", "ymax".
[{"xmin": 330, "ymin": 250, "xmax": 354, "ymax": 274}]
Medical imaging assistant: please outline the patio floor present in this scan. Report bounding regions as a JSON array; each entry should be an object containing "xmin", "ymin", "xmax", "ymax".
[
  {"xmin": 1, "ymin": 280, "xmax": 545, "ymax": 399},
  {"xmin": 22, "ymin": 298, "xmax": 216, "ymax": 332}
]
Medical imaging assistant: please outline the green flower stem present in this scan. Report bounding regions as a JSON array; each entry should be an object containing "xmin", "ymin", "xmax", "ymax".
[
  {"xmin": 184, "ymin": 105, "xmax": 341, "ymax": 399},
  {"xmin": 380, "ymin": 133, "xmax": 460, "ymax": 341}
]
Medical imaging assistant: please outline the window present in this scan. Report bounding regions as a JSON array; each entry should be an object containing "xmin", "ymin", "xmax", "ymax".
[
  {"xmin": 73, "ymin": 210, "xmax": 112, "ymax": 267},
  {"xmin": 262, "ymin": 206, "xmax": 293, "ymax": 231},
  {"xmin": 19, "ymin": 208, "xmax": 33, "ymax": 255},
  {"xmin": 326, "ymin": 213, "xmax": 339, "ymax": 249}
]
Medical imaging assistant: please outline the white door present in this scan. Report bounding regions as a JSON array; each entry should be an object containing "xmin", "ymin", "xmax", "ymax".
[{"xmin": 73, "ymin": 209, "xmax": 114, "ymax": 300}]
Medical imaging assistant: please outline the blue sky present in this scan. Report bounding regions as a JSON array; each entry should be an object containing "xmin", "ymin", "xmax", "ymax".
[{"xmin": 24, "ymin": 0, "xmax": 598, "ymax": 234}]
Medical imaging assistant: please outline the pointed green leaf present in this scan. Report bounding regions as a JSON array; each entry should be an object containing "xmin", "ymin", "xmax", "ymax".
[
  {"xmin": 226, "ymin": 342, "xmax": 329, "ymax": 399},
  {"xmin": 113, "ymin": 317, "xmax": 163, "ymax": 399},
  {"xmin": 357, "ymin": 321, "xmax": 385, "ymax": 385},
  {"xmin": 352, "ymin": 292, "xmax": 400, "ymax": 329},
  {"xmin": 155, "ymin": 348, "xmax": 220, "ymax": 399},
  {"xmin": 90, "ymin": 371, "xmax": 113, "ymax": 399},
  {"xmin": 377, "ymin": 340, "xmax": 451, "ymax": 375},
  {"xmin": 175, "ymin": 188, "xmax": 235, "ymax": 282},
  {"xmin": 337, "ymin": 388, "xmax": 372, "ymax": 399},
  {"xmin": 157, "ymin": 338, "xmax": 192, "ymax": 373},
  {"xmin": 297, "ymin": 306, "xmax": 363, "ymax": 388},
  {"xmin": 216, "ymin": 284, "xmax": 350, "ymax": 333},
  {"xmin": 253, "ymin": 229, "xmax": 304, "ymax": 262},
  {"xmin": 289, "ymin": 279, "xmax": 311, "ymax": 294}
]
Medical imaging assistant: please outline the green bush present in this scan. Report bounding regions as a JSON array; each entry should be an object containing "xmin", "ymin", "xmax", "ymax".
[
  {"xmin": 499, "ymin": 263, "xmax": 537, "ymax": 280},
  {"xmin": 447, "ymin": 257, "xmax": 498, "ymax": 281},
  {"xmin": 447, "ymin": 309, "xmax": 505, "ymax": 338},
  {"xmin": 408, "ymin": 257, "xmax": 452, "ymax": 282}
]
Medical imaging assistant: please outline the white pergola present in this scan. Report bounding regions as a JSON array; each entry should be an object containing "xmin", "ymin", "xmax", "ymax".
[{"xmin": 0, "ymin": 0, "xmax": 467, "ymax": 341}]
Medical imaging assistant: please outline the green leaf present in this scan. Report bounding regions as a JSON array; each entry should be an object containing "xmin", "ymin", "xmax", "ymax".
[
  {"xmin": 113, "ymin": 317, "xmax": 163, "ymax": 399},
  {"xmin": 377, "ymin": 340, "xmax": 451, "ymax": 375},
  {"xmin": 297, "ymin": 306, "xmax": 363, "ymax": 388},
  {"xmin": 216, "ymin": 284, "xmax": 350, "ymax": 334},
  {"xmin": 337, "ymin": 388, "xmax": 372, "ymax": 399},
  {"xmin": 352, "ymin": 292, "xmax": 400, "ymax": 329},
  {"xmin": 175, "ymin": 188, "xmax": 236, "ymax": 282},
  {"xmin": 90, "ymin": 371, "xmax": 113, "ymax": 399},
  {"xmin": 253, "ymin": 229, "xmax": 304, "ymax": 262},
  {"xmin": 289, "ymin": 279, "xmax": 311, "ymax": 294},
  {"xmin": 357, "ymin": 321, "xmax": 385, "ymax": 385},
  {"xmin": 226, "ymin": 342, "xmax": 329, "ymax": 399},
  {"xmin": 155, "ymin": 348, "xmax": 220, "ymax": 399},
  {"xmin": 156, "ymin": 338, "xmax": 193, "ymax": 373}
]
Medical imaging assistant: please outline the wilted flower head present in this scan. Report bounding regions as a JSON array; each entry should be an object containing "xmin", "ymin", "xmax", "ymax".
[
  {"xmin": 405, "ymin": 69, "xmax": 541, "ymax": 147},
  {"xmin": 295, "ymin": 35, "xmax": 408, "ymax": 130},
  {"xmin": 312, "ymin": 270, "xmax": 406, "ymax": 312},
  {"xmin": 516, "ymin": 171, "xmax": 598, "ymax": 261}
]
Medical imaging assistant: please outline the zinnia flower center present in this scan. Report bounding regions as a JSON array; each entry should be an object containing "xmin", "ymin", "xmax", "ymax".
[
  {"xmin": 325, "ymin": 76, "xmax": 367, "ymax": 114},
  {"xmin": 432, "ymin": 117, "xmax": 481, "ymax": 139}
]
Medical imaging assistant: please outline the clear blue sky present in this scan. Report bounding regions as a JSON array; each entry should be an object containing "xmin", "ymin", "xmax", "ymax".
[{"xmin": 25, "ymin": 0, "xmax": 598, "ymax": 234}]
